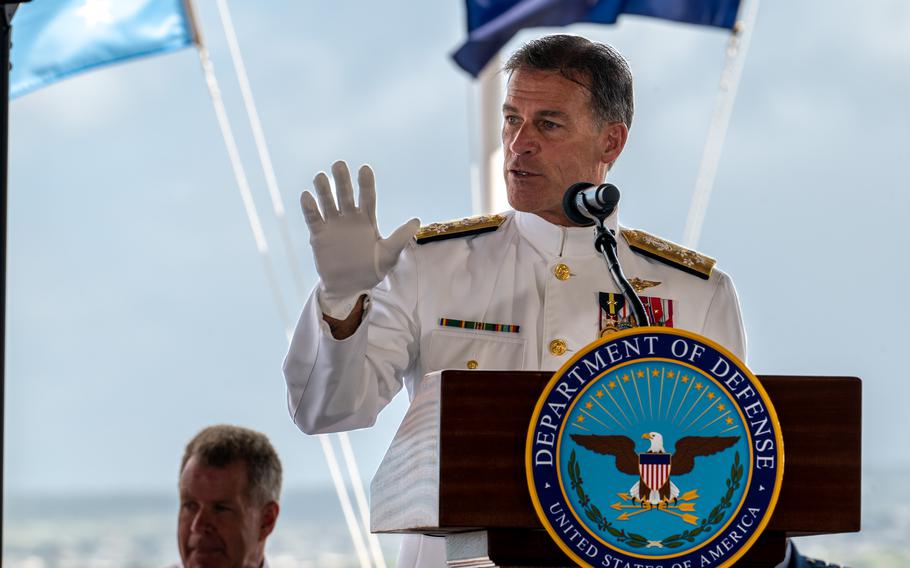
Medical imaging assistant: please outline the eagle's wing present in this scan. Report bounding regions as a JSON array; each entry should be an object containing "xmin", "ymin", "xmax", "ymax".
[
  {"xmin": 570, "ymin": 434, "xmax": 638, "ymax": 475},
  {"xmin": 672, "ymin": 436, "xmax": 740, "ymax": 475}
]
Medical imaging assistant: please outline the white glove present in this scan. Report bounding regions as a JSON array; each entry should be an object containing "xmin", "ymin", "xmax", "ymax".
[{"xmin": 300, "ymin": 161, "xmax": 420, "ymax": 318}]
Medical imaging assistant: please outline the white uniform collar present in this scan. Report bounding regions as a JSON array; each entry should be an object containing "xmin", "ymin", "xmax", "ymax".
[{"xmin": 514, "ymin": 208, "xmax": 619, "ymax": 258}]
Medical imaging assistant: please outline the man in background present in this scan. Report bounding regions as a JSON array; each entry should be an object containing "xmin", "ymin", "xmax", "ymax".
[{"xmin": 170, "ymin": 424, "xmax": 281, "ymax": 568}]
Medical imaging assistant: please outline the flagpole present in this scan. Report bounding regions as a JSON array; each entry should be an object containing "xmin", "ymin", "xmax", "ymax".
[
  {"xmin": 681, "ymin": 0, "xmax": 760, "ymax": 249},
  {"xmin": 2, "ymin": 0, "xmax": 27, "ymax": 549},
  {"xmin": 1, "ymin": 3, "xmax": 8, "ymax": 548},
  {"xmin": 2, "ymin": 0, "xmax": 16, "ymax": 546},
  {"xmin": 182, "ymin": 2, "xmax": 375, "ymax": 565},
  {"xmin": 472, "ymin": 54, "xmax": 504, "ymax": 215}
]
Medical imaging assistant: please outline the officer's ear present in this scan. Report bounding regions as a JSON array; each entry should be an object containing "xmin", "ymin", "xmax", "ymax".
[
  {"xmin": 259, "ymin": 501, "xmax": 279, "ymax": 540},
  {"xmin": 599, "ymin": 121, "xmax": 628, "ymax": 167}
]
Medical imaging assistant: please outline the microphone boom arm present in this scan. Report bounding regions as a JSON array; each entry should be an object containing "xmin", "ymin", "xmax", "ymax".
[{"xmin": 578, "ymin": 207, "xmax": 651, "ymax": 328}]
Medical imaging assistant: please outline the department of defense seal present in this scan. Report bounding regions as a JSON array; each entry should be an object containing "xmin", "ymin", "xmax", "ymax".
[{"xmin": 526, "ymin": 328, "xmax": 783, "ymax": 568}]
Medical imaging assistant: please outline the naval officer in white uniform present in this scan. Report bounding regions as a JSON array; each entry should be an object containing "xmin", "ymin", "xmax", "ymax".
[{"xmin": 284, "ymin": 35, "xmax": 747, "ymax": 567}]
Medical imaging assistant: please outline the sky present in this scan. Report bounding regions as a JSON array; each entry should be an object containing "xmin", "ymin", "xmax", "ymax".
[{"xmin": 5, "ymin": 0, "xmax": 909, "ymax": 512}]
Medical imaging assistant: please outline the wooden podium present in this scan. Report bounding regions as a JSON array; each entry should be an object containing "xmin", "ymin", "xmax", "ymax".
[{"xmin": 371, "ymin": 371, "xmax": 861, "ymax": 567}]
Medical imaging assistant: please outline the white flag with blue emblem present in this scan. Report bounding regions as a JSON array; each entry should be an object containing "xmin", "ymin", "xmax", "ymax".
[{"xmin": 10, "ymin": 0, "xmax": 196, "ymax": 98}]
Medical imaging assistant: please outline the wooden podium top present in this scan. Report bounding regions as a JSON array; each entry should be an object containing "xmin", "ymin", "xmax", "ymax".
[{"xmin": 372, "ymin": 371, "xmax": 861, "ymax": 538}]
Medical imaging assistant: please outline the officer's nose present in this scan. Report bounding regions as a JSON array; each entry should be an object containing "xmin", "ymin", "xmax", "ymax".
[
  {"xmin": 190, "ymin": 508, "xmax": 215, "ymax": 534},
  {"xmin": 506, "ymin": 123, "xmax": 539, "ymax": 156}
]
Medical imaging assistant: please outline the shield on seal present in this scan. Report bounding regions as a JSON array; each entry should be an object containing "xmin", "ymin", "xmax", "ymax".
[{"xmin": 639, "ymin": 453, "xmax": 671, "ymax": 492}]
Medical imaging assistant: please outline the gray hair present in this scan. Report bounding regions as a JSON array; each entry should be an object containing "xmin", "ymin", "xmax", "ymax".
[
  {"xmin": 504, "ymin": 34, "xmax": 634, "ymax": 129},
  {"xmin": 180, "ymin": 424, "xmax": 283, "ymax": 505}
]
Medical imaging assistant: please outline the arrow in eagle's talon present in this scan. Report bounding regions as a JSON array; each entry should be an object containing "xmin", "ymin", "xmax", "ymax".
[
  {"xmin": 617, "ymin": 508, "xmax": 651, "ymax": 521},
  {"xmin": 613, "ymin": 502, "xmax": 649, "ymax": 510},
  {"xmin": 617, "ymin": 493, "xmax": 632, "ymax": 501},
  {"xmin": 657, "ymin": 508, "xmax": 699, "ymax": 525},
  {"xmin": 679, "ymin": 489, "xmax": 699, "ymax": 501}
]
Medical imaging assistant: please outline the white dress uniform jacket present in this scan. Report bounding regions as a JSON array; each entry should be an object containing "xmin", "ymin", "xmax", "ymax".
[{"xmin": 284, "ymin": 209, "xmax": 746, "ymax": 567}]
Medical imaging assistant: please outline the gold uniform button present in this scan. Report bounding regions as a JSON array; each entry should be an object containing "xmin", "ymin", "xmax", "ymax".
[
  {"xmin": 466, "ymin": 360, "xmax": 478, "ymax": 369},
  {"xmin": 554, "ymin": 263, "xmax": 571, "ymax": 281},
  {"xmin": 549, "ymin": 339, "xmax": 567, "ymax": 356}
]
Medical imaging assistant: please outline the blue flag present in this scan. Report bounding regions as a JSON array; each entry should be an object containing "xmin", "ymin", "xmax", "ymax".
[
  {"xmin": 453, "ymin": 0, "xmax": 741, "ymax": 77},
  {"xmin": 10, "ymin": 0, "xmax": 196, "ymax": 98}
]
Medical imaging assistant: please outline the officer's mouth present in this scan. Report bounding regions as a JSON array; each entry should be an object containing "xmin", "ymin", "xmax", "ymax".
[{"xmin": 508, "ymin": 169, "xmax": 542, "ymax": 179}]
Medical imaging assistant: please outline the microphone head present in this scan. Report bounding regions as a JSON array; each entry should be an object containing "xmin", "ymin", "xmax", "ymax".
[
  {"xmin": 593, "ymin": 183, "xmax": 620, "ymax": 215},
  {"xmin": 562, "ymin": 182, "xmax": 620, "ymax": 226},
  {"xmin": 563, "ymin": 182, "xmax": 597, "ymax": 226}
]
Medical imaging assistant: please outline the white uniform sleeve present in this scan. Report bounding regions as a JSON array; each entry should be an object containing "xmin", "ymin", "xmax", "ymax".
[
  {"xmin": 283, "ymin": 244, "xmax": 421, "ymax": 434},
  {"xmin": 701, "ymin": 269, "xmax": 748, "ymax": 364}
]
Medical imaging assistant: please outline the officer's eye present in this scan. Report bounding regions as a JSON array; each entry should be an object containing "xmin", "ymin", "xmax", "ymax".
[
  {"xmin": 540, "ymin": 120, "xmax": 561, "ymax": 130},
  {"xmin": 504, "ymin": 115, "xmax": 521, "ymax": 125}
]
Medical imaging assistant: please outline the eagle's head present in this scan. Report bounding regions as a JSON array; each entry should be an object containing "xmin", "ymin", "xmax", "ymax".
[{"xmin": 641, "ymin": 431, "xmax": 666, "ymax": 453}]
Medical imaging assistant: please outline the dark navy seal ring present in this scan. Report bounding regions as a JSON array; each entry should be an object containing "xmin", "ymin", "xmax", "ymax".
[{"xmin": 526, "ymin": 328, "xmax": 783, "ymax": 568}]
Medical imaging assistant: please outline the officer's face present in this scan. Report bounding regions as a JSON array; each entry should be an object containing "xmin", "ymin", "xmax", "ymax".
[
  {"xmin": 502, "ymin": 69, "xmax": 627, "ymax": 226},
  {"xmin": 178, "ymin": 457, "xmax": 278, "ymax": 568}
]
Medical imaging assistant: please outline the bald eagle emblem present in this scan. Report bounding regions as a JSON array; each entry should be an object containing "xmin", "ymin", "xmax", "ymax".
[{"xmin": 571, "ymin": 431, "xmax": 739, "ymax": 508}]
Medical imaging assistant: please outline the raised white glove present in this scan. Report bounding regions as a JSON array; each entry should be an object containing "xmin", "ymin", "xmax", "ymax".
[{"xmin": 300, "ymin": 160, "xmax": 420, "ymax": 318}]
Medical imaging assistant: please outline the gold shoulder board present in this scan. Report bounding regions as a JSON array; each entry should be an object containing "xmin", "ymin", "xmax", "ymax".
[
  {"xmin": 620, "ymin": 228, "xmax": 716, "ymax": 280},
  {"xmin": 415, "ymin": 214, "xmax": 506, "ymax": 245}
]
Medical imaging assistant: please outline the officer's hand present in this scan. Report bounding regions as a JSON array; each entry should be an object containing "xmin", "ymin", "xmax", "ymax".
[{"xmin": 300, "ymin": 161, "xmax": 420, "ymax": 316}]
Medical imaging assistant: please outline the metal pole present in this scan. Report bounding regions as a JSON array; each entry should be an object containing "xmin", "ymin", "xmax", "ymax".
[
  {"xmin": 2, "ymin": 4, "xmax": 10, "ymax": 549},
  {"xmin": 472, "ymin": 53, "xmax": 503, "ymax": 215},
  {"xmin": 2, "ymin": 1, "xmax": 12, "ymax": 550},
  {"xmin": 1, "ymin": 0, "xmax": 26, "ymax": 548},
  {"xmin": 592, "ymin": 222, "xmax": 650, "ymax": 328},
  {"xmin": 681, "ymin": 0, "xmax": 760, "ymax": 249}
]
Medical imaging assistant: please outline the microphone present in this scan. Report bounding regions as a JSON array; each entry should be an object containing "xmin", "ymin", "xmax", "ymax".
[
  {"xmin": 562, "ymin": 182, "xmax": 620, "ymax": 226},
  {"xmin": 563, "ymin": 182, "xmax": 652, "ymax": 326}
]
